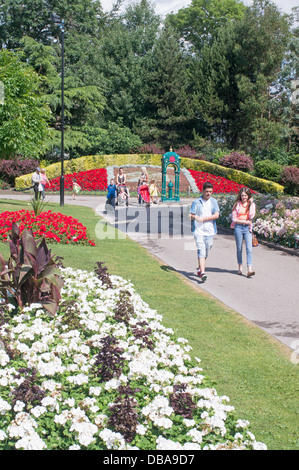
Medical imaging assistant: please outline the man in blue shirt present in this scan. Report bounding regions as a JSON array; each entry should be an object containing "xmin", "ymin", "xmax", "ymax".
[{"xmin": 189, "ymin": 182, "xmax": 219, "ymax": 282}]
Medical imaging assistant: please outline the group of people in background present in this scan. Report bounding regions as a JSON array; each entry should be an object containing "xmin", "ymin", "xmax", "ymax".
[
  {"xmin": 105, "ymin": 167, "xmax": 160, "ymax": 211},
  {"xmin": 105, "ymin": 167, "xmax": 129, "ymax": 210},
  {"xmin": 190, "ymin": 182, "xmax": 256, "ymax": 281}
]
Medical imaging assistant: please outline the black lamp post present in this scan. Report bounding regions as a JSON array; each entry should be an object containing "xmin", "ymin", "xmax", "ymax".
[
  {"xmin": 59, "ymin": 18, "xmax": 65, "ymax": 207},
  {"xmin": 52, "ymin": 14, "xmax": 65, "ymax": 207}
]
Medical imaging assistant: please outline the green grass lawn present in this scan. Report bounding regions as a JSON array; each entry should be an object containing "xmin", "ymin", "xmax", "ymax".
[{"xmin": 0, "ymin": 198, "xmax": 298, "ymax": 450}]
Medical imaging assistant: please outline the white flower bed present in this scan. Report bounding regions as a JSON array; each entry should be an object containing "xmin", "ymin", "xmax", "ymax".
[{"xmin": 0, "ymin": 267, "xmax": 267, "ymax": 450}]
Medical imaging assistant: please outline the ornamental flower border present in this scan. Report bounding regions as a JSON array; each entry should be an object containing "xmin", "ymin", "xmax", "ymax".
[
  {"xmin": 188, "ymin": 169, "xmax": 256, "ymax": 194},
  {"xmin": 0, "ymin": 266, "xmax": 267, "ymax": 450},
  {"xmin": 0, "ymin": 210, "xmax": 95, "ymax": 246},
  {"xmin": 46, "ymin": 168, "xmax": 107, "ymax": 193}
]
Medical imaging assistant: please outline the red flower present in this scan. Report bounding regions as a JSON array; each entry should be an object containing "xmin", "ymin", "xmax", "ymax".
[
  {"xmin": 46, "ymin": 168, "xmax": 108, "ymax": 192},
  {"xmin": 0, "ymin": 210, "xmax": 95, "ymax": 246},
  {"xmin": 189, "ymin": 170, "xmax": 255, "ymax": 194}
]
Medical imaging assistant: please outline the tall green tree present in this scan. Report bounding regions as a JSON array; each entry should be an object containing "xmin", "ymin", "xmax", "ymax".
[
  {"xmin": 134, "ymin": 24, "xmax": 195, "ymax": 148},
  {"xmin": 1, "ymin": 0, "xmax": 108, "ymax": 158},
  {"xmin": 167, "ymin": 0, "xmax": 245, "ymax": 51},
  {"xmin": 98, "ymin": 0, "xmax": 161, "ymax": 129},
  {"xmin": 0, "ymin": 50, "xmax": 52, "ymax": 157},
  {"xmin": 21, "ymin": 36, "xmax": 106, "ymax": 158},
  {"xmin": 192, "ymin": 0, "xmax": 292, "ymax": 154},
  {"xmin": 0, "ymin": 0, "xmax": 105, "ymax": 48}
]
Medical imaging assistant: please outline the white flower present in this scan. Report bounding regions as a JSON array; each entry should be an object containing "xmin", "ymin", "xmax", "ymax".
[
  {"xmin": 94, "ymin": 414, "xmax": 108, "ymax": 428},
  {"xmin": 182, "ymin": 442, "xmax": 201, "ymax": 450},
  {"xmin": 156, "ymin": 436, "xmax": 182, "ymax": 450},
  {"xmin": 0, "ymin": 430, "xmax": 7, "ymax": 441},
  {"xmin": 7, "ymin": 412, "xmax": 38, "ymax": 438},
  {"xmin": 136, "ymin": 424, "xmax": 147, "ymax": 435},
  {"xmin": 187, "ymin": 428, "xmax": 204, "ymax": 444},
  {"xmin": 70, "ymin": 421, "xmax": 98, "ymax": 447},
  {"xmin": 99, "ymin": 429, "xmax": 126, "ymax": 450},
  {"xmin": 252, "ymin": 441, "xmax": 268, "ymax": 450},
  {"xmin": 30, "ymin": 406, "xmax": 47, "ymax": 418},
  {"xmin": 13, "ymin": 400, "xmax": 25, "ymax": 412},
  {"xmin": 89, "ymin": 386, "xmax": 102, "ymax": 396},
  {"xmin": 183, "ymin": 418, "xmax": 196, "ymax": 427},
  {"xmin": 236, "ymin": 419, "xmax": 250, "ymax": 428},
  {"xmin": 0, "ymin": 397, "xmax": 12, "ymax": 414},
  {"xmin": 15, "ymin": 432, "xmax": 47, "ymax": 450},
  {"xmin": 0, "ymin": 350, "xmax": 10, "ymax": 366},
  {"xmin": 41, "ymin": 396, "xmax": 59, "ymax": 412},
  {"xmin": 64, "ymin": 398, "xmax": 76, "ymax": 407},
  {"xmin": 66, "ymin": 373, "xmax": 89, "ymax": 385}
]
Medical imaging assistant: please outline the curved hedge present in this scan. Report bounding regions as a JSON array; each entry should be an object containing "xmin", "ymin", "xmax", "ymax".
[
  {"xmin": 15, "ymin": 154, "xmax": 284, "ymax": 194},
  {"xmin": 180, "ymin": 158, "xmax": 284, "ymax": 194}
]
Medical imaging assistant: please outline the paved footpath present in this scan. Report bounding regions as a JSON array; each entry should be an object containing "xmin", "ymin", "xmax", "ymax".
[{"xmin": 1, "ymin": 193, "xmax": 299, "ymax": 353}]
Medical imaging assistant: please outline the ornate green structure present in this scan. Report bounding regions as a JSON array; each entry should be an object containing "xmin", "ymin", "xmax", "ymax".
[{"xmin": 161, "ymin": 149, "xmax": 181, "ymax": 202}]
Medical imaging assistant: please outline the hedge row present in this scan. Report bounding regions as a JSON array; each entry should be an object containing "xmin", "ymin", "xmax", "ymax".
[{"xmin": 15, "ymin": 154, "xmax": 284, "ymax": 194}]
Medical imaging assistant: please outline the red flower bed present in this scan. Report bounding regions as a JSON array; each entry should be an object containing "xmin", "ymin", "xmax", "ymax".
[
  {"xmin": 0, "ymin": 210, "xmax": 95, "ymax": 246},
  {"xmin": 46, "ymin": 168, "xmax": 108, "ymax": 192},
  {"xmin": 189, "ymin": 169, "xmax": 256, "ymax": 193}
]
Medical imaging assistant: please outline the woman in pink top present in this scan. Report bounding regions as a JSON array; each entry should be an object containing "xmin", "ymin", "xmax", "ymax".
[
  {"xmin": 40, "ymin": 168, "xmax": 49, "ymax": 200},
  {"xmin": 230, "ymin": 188, "xmax": 256, "ymax": 277}
]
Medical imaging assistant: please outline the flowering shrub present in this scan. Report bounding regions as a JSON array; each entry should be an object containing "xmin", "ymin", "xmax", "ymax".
[
  {"xmin": 219, "ymin": 152, "xmax": 254, "ymax": 173},
  {"xmin": 189, "ymin": 169, "xmax": 256, "ymax": 194},
  {"xmin": 46, "ymin": 168, "xmax": 107, "ymax": 192},
  {"xmin": 280, "ymin": 166, "xmax": 299, "ymax": 196},
  {"xmin": 217, "ymin": 194, "xmax": 299, "ymax": 249},
  {"xmin": 0, "ymin": 210, "xmax": 95, "ymax": 246},
  {"xmin": 254, "ymin": 198, "xmax": 299, "ymax": 248},
  {"xmin": 0, "ymin": 267, "xmax": 267, "ymax": 450},
  {"xmin": 0, "ymin": 158, "xmax": 39, "ymax": 185}
]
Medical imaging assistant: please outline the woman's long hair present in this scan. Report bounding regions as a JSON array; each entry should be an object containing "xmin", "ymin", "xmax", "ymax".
[{"xmin": 233, "ymin": 187, "xmax": 253, "ymax": 212}]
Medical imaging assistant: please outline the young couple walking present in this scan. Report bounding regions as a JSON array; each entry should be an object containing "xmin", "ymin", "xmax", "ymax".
[{"xmin": 190, "ymin": 182, "xmax": 256, "ymax": 282}]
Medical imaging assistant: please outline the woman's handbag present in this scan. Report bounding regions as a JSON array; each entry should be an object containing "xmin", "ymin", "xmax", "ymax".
[{"xmin": 252, "ymin": 234, "xmax": 259, "ymax": 247}]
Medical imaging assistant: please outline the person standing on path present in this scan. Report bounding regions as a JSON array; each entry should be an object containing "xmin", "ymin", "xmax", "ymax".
[
  {"xmin": 189, "ymin": 182, "xmax": 219, "ymax": 282},
  {"xmin": 40, "ymin": 168, "xmax": 49, "ymax": 200},
  {"xmin": 72, "ymin": 179, "xmax": 81, "ymax": 200},
  {"xmin": 137, "ymin": 167, "xmax": 149, "ymax": 204},
  {"xmin": 116, "ymin": 167, "xmax": 129, "ymax": 206},
  {"xmin": 31, "ymin": 167, "xmax": 41, "ymax": 200},
  {"xmin": 230, "ymin": 188, "xmax": 256, "ymax": 277}
]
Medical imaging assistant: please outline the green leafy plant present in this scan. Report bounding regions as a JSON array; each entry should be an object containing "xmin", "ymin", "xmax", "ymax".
[
  {"xmin": 0, "ymin": 222, "xmax": 64, "ymax": 315},
  {"xmin": 30, "ymin": 194, "xmax": 48, "ymax": 216},
  {"xmin": 254, "ymin": 159, "xmax": 283, "ymax": 183}
]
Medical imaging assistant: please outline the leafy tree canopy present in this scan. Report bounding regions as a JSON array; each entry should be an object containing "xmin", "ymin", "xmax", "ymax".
[
  {"xmin": 0, "ymin": 50, "xmax": 52, "ymax": 158},
  {"xmin": 167, "ymin": 0, "xmax": 246, "ymax": 51}
]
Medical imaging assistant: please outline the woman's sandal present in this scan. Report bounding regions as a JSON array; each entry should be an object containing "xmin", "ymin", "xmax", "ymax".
[
  {"xmin": 247, "ymin": 271, "xmax": 255, "ymax": 277},
  {"xmin": 238, "ymin": 270, "xmax": 242, "ymax": 275}
]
